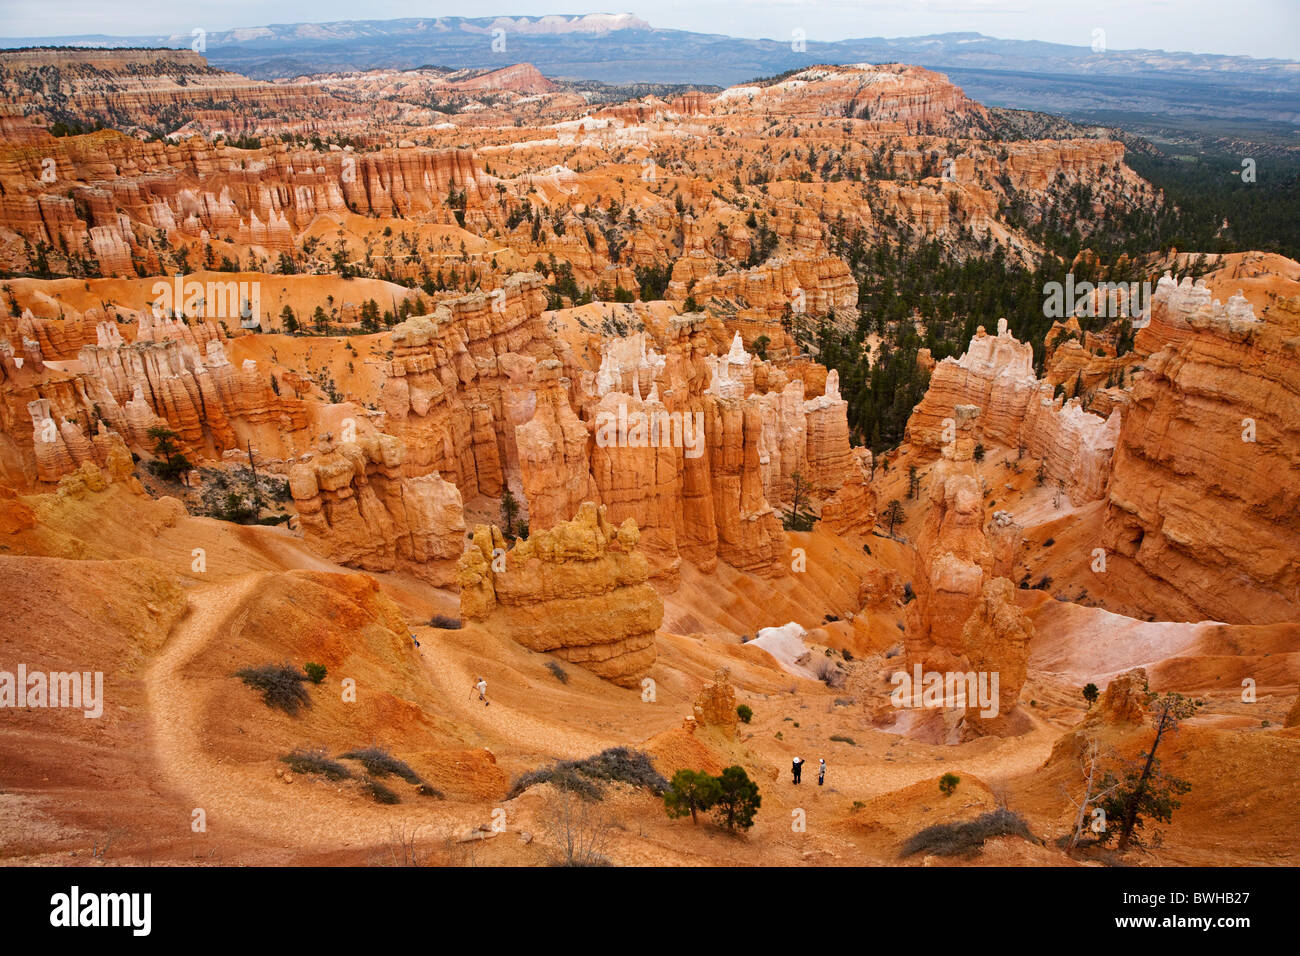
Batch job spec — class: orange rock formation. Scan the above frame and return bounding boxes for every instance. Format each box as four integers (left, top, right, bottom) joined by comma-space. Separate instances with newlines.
457, 502, 661, 685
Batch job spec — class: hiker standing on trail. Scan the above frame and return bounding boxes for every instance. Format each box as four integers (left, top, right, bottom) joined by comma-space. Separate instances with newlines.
411, 634, 421, 649
818, 758, 826, 786
792, 756, 804, 784
475, 676, 489, 706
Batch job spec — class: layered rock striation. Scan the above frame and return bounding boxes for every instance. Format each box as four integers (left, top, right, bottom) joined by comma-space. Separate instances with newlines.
290, 434, 465, 587
905, 318, 1120, 504
1102, 278, 1300, 624
456, 502, 660, 685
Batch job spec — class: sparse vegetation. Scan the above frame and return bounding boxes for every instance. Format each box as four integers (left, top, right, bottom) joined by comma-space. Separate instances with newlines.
900, 809, 1036, 858
884, 498, 907, 537
1101, 691, 1200, 851
235, 662, 311, 716
813, 656, 846, 689
508, 747, 668, 801
736, 704, 753, 724
545, 660, 569, 683
782, 470, 817, 531
362, 778, 401, 805
339, 747, 423, 785
939, 772, 961, 796
145, 425, 192, 482
1082, 683, 1100, 708
429, 614, 462, 629
541, 787, 613, 866
280, 747, 351, 780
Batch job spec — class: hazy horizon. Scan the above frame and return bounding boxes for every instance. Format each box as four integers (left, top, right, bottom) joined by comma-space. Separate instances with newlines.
2, 1, 1298, 62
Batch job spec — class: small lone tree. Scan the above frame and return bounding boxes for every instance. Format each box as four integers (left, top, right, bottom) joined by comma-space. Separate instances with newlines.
663, 769, 722, 825
907, 464, 920, 500
1082, 683, 1100, 708
973, 443, 985, 463
1110, 691, 1200, 851
147, 425, 192, 482
712, 765, 761, 831
884, 499, 906, 537
938, 772, 960, 796
500, 488, 519, 538
1035, 460, 1047, 487
783, 470, 816, 531
1063, 736, 1122, 851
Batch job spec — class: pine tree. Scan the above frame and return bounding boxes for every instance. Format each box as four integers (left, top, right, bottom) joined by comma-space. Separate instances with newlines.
500, 488, 519, 539
663, 770, 721, 825
712, 766, 761, 831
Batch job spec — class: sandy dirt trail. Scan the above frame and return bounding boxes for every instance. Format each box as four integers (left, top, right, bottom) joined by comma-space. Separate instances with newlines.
413, 625, 644, 759
144, 573, 464, 850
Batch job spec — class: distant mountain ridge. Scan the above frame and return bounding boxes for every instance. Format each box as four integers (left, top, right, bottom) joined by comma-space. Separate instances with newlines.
2, 14, 1297, 126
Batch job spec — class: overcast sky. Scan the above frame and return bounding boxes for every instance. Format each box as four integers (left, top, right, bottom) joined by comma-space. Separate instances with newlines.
3, 0, 1297, 60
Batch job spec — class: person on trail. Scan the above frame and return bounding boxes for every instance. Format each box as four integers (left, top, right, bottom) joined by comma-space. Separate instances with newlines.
475, 676, 489, 706
818, 758, 826, 786
792, 756, 804, 784
411, 634, 421, 649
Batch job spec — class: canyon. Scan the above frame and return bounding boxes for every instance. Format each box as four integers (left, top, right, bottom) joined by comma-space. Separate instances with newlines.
0, 46, 1295, 871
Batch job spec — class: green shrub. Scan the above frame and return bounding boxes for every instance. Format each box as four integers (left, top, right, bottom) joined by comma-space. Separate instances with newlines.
831, 734, 856, 746
939, 772, 960, 796
736, 704, 753, 724
303, 662, 327, 684
235, 662, 311, 716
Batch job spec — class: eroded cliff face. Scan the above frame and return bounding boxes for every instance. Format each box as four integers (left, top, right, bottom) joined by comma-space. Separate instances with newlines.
704, 64, 994, 137
0, 48, 368, 140
0, 261, 872, 588
456, 501, 661, 686
1102, 278, 1300, 624
667, 249, 858, 323
0, 333, 123, 486
0, 304, 310, 488
571, 322, 872, 580
905, 318, 1120, 504
0, 127, 494, 277
906, 407, 997, 664
375, 273, 873, 585
290, 434, 465, 587
381, 273, 568, 498
901, 407, 1031, 737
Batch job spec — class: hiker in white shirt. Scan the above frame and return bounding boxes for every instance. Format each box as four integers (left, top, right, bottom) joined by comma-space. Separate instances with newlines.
474, 677, 489, 706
